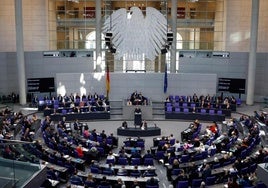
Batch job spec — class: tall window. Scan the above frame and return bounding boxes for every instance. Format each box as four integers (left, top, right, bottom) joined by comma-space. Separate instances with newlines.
86, 31, 106, 71
48, 0, 224, 72
123, 54, 146, 72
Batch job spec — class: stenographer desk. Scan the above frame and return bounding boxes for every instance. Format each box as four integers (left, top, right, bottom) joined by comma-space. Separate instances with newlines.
117, 127, 161, 137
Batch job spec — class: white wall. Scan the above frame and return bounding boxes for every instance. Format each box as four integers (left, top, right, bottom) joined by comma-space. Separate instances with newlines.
0, 0, 48, 52
55, 72, 217, 101
0, 51, 268, 102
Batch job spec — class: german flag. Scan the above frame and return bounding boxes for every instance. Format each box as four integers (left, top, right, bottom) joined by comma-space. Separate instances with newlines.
106, 64, 110, 98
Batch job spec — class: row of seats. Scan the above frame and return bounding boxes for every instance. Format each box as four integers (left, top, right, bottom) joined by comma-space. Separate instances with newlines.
106, 157, 154, 166
166, 106, 224, 115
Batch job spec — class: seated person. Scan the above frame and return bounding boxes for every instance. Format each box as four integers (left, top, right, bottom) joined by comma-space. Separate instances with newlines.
143, 167, 157, 177
99, 176, 112, 187
172, 140, 181, 151
69, 170, 83, 186
47, 167, 59, 180
117, 165, 128, 176
83, 126, 90, 139
209, 121, 219, 137
141, 120, 148, 130
189, 119, 200, 133
130, 165, 141, 177
103, 163, 115, 175
114, 178, 126, 188
132, 180, 141, 188
146, 177, 159, 186
143, 150, 154, 159
76, 144, 84, 158
122, 121, 128, 129
106, 151, 116, 161
126, 99, 132, 106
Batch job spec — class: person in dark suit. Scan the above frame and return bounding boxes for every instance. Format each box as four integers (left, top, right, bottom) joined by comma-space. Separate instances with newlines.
134, 107, 142, 127
122, 121, 128, 129
114, 178, 125, 188
134, 106, 141, 114
201, 164, 212, 180
146, 177, 159, 186
99, 176, 111, 186
143, 150, 154, 159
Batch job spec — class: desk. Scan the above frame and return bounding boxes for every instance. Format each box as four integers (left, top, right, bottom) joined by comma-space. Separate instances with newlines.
153, 137, 169, 147
98, 163, 156, 171
166, 153, 224, 181
45, 162, 68, 182
78, 171, 155, 182
117, 127, 161, 137
134, 113, 142, 126
43, 146, 86, 171
49, 112, 110, 121
123, 105, 153, 120
165, 112, 225, 122
123, 146, 142, 154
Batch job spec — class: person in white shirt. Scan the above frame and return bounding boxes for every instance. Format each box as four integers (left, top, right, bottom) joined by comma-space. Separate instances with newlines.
172, 140, 181, 151
106, 151, 116, 161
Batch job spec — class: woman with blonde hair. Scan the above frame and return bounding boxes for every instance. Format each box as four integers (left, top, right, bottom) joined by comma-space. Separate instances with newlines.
84, 173, 96, 188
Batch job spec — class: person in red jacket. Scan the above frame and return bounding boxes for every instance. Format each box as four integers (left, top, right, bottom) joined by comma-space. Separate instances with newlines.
76, 144, 84, 158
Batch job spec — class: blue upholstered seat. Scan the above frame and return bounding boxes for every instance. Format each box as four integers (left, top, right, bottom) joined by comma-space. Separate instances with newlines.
144, 158, 154, 166
177, 180, 189, 188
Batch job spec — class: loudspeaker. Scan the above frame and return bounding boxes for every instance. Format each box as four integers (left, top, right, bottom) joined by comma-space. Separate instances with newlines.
106, 32, 113, 37
167, 31, 173, 45
105, 41, 111, 46
161, 48, 168, 54
110, 47, 116, 53
105, 37, 111, 41
167, 32, 173, 37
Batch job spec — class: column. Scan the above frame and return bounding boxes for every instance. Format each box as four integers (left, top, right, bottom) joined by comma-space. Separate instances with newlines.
95, 0, 102, 72
158, 55, 161, 72
246, 0, 259, 105
15, 0, 27, 105
170, 0, 178, 73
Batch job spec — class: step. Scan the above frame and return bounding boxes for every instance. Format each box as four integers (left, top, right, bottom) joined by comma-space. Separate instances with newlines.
109, 100, 123, 107
152, 114, 165, 120
153, 109, 165, 114
152, 104, 165, 108
110, 114, 123, 120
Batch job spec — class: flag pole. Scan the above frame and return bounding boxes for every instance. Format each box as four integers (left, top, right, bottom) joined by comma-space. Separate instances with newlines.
106, 62, 110, 100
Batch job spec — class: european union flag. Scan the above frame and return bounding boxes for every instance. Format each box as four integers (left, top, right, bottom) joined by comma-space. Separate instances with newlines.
164, 64, 168, 93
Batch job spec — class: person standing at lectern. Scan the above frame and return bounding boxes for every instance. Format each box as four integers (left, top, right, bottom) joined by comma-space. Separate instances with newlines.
134, 106, 141, 114
134, 106, 142, 127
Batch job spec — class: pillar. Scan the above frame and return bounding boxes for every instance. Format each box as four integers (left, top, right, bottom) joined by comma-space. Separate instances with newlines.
170, 0, 178, 73
246, 0, 259, 105
95, 0, 102, 72
15, 0, 27, 105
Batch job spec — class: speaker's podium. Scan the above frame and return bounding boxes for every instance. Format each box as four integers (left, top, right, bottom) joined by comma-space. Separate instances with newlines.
134, 112, 142, 127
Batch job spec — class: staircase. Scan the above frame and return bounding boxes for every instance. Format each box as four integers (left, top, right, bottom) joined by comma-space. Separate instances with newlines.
152, 101, 165, 120
109, 100, 123, 120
